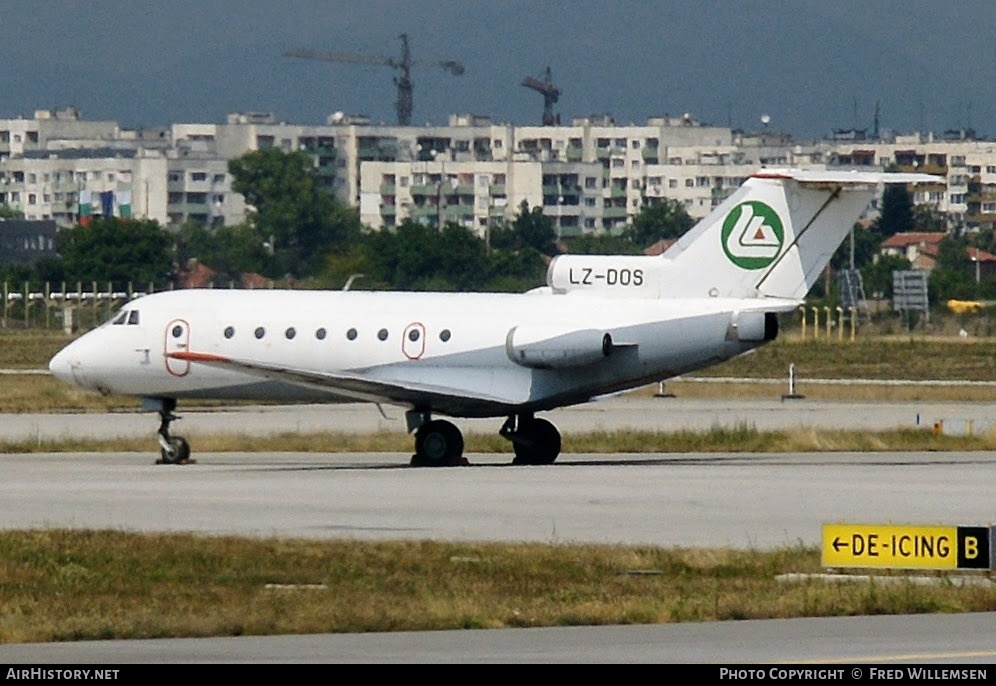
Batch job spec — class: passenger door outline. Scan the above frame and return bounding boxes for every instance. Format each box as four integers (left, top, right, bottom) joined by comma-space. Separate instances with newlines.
402, 322, 426, 360
164, 318, 191, 376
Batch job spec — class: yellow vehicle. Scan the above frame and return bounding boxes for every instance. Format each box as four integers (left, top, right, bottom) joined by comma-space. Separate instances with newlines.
946, 299, 984, 314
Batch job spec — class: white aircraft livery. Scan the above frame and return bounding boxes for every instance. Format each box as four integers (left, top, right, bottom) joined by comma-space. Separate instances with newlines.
49, 169, 936, 466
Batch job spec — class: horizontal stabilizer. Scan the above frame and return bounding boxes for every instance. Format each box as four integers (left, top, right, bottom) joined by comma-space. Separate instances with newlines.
753, 169, 941, 185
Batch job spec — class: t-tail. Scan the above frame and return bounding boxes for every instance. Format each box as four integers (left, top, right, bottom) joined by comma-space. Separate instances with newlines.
545, 169, 939, 302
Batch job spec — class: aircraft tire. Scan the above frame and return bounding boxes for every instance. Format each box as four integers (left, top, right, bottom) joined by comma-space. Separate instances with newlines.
160, 436, 191, 464
414, 420, 464, 467
511, 418, 561, 465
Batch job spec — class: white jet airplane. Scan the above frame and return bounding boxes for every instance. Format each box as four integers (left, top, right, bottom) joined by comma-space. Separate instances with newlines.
49, 169, 936, 466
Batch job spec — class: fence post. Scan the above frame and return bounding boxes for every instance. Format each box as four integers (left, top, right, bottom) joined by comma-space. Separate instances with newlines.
781, 363, 805, 400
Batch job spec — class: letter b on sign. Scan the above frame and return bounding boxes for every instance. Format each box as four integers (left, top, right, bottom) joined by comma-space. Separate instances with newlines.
957, 527, 991, 569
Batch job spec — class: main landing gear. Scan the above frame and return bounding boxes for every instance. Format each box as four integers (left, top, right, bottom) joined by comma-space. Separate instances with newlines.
147, 398, 193, 465
407, 410, 562, 467
411, 418, 466, 467
500, 414, 562, 466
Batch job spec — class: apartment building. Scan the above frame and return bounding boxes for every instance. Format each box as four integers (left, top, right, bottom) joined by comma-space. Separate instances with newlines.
0, 148, 168, 225
3, 107, 996, 236
829, 133, 996, 230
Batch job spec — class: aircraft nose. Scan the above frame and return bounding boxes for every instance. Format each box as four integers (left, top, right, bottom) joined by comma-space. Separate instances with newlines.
48, 345, 75, 384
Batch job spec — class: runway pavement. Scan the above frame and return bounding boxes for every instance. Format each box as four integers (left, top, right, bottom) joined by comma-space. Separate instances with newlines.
1, 450, 993, 549
1, 397, 994, 663
2, 613, 995, 663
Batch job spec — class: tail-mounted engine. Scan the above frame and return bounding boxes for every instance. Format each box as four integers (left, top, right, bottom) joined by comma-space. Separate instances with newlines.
507, 325, 614, 369
727, 310, 779, 342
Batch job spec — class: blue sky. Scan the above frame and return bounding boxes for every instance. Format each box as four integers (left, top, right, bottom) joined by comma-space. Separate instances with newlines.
4, 1, 995, 140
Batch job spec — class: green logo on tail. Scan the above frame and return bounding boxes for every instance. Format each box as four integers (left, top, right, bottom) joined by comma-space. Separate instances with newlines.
720, 201, 784, 269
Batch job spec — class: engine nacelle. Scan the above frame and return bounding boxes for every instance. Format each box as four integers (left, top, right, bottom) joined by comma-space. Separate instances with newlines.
728, 311, 779, 342
506, 325, 614, 369
546, 255, 661, 296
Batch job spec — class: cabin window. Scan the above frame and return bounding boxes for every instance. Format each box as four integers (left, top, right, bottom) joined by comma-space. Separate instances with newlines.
224, 326, 235, 339
408, 328, 420, 342
315, 328, 326, 340
111, 310, 128, 325
254, 327, 265, 339
171, 325, 183, 338
439, 329, 451, 342
377, 328, 388, 341
127, 310, 140, 325
285, 327, 296, 340
346, 328, 357, 340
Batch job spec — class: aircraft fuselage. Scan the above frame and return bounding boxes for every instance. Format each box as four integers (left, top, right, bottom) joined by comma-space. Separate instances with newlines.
49, 288, 777, 418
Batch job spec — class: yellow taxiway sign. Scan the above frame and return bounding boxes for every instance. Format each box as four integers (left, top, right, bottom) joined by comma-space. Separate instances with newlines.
822, 524, 993, 570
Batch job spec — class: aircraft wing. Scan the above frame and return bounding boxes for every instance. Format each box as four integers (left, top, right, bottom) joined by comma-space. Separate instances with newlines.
166, 351, 515, 415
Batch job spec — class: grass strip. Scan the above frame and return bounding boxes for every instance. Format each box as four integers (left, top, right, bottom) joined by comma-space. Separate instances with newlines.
0, 530, 993, 643
2, 426, 995, 454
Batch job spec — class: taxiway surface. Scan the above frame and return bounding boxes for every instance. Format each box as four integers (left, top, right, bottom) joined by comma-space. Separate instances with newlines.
1, 398, 993, 663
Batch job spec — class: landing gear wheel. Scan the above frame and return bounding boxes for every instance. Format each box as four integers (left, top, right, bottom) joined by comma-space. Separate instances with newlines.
160, 436, 191, 464
154, 398, 195, 465
511, 417, 561, 466
412, 419, 465, 467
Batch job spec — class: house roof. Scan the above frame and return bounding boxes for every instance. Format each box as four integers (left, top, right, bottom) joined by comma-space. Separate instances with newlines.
643, 238, 676, 256
880, 232, 947, 249
967, 247, 996, 263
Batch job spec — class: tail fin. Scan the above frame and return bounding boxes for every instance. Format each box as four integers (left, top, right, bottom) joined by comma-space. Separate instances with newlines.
661, 169, 939, 301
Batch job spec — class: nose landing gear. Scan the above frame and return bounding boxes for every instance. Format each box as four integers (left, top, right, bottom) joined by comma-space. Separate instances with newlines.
147, 398, 194, 465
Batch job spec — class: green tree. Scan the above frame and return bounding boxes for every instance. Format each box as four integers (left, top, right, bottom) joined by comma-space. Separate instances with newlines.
562, 234, 643, 255
228, 148, 361, 276
437, 223, 489, 290
57, 218, 173, 286
929, 235, 976, 302
830, 224, 882, 271
490, 202, 558, 256
0, 205, 25, 219
483, 248, 547, 292
861, 254, 911, 300
913, 204, 948, 233
175, 222, 271, 281
873, 183, 915, 238
360, 220, 489, 291
625, 198, 695, 249
968, 227, 996, 256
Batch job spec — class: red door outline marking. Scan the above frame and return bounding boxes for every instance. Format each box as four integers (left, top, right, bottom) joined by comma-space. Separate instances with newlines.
164, 318, 191, 376
402, 322, 426, 360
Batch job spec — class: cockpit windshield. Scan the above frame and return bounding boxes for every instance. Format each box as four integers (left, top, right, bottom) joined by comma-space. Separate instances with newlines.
107, 309, 140, 326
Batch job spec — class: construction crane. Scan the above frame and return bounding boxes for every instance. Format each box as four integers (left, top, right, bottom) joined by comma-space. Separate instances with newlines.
284, 33, 464, 126
521, 66, 560, 126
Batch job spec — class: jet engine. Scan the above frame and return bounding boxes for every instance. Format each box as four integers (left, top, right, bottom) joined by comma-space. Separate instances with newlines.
506, 325, 614, 369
